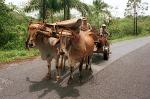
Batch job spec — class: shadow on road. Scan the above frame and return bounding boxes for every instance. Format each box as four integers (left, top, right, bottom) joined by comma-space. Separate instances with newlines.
26, 69, 93, 99
92, 54, 105, 65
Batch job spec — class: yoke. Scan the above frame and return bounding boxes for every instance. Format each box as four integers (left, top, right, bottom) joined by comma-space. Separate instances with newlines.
46, 18, 82, 30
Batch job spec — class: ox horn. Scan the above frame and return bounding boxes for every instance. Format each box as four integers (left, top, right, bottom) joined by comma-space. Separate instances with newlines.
36, 30, 51, 37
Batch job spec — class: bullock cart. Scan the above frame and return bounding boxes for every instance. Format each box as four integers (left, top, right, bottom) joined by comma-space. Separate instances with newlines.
93, 33, 110, 60
26, 18, 95, 83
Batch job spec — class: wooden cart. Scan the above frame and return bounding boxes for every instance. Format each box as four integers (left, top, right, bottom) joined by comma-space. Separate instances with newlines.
93, 35, 110, 60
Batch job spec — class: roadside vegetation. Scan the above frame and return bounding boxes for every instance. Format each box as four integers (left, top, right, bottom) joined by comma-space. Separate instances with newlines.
0, 0, 149, 63
0, 0, 39, 63
108, 16, 150, 40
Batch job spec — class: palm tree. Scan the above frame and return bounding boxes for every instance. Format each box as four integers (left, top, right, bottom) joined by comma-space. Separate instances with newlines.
59, 0, 90, 20
70, 0, 90, 17
92, 0, 110, 15
87, 0, 110, 28
24, 0, 61, 22
91, 0, 110, 26
24, 0, 90, 21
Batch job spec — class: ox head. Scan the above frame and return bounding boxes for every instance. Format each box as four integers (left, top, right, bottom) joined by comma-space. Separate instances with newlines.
25, 22, 50, 49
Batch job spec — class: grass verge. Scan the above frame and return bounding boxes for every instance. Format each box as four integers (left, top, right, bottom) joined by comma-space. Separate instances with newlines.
0, 49, 39, 64
111, 33, 150, 43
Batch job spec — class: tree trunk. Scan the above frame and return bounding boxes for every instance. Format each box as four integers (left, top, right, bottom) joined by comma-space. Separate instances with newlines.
64, 6, 67, 20
40, 0, 46, 22
66, 5, 70, 19
63, 0, 67, 20
63, 0, 70, 20
50, 10, 54, 23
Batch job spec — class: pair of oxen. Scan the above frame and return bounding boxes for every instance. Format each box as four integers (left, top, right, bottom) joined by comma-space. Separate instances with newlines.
25, 18, 96, 83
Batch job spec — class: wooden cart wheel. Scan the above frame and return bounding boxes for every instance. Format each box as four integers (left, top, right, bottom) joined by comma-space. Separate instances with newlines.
103, 46, 109, 60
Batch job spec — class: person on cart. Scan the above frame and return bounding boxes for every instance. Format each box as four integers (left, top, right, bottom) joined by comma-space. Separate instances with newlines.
81, 17, 92, 31
99, 24, 111, 53
99, 24, 110, 37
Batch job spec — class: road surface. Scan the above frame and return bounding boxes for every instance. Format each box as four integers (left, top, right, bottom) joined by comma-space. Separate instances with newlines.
0, 36, 150, 99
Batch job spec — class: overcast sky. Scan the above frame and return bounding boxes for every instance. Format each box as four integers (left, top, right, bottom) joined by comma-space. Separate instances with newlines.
5, 0, 150, 17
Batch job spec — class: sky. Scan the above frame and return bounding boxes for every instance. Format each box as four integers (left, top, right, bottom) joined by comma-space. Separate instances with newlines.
5, 0, 150, 18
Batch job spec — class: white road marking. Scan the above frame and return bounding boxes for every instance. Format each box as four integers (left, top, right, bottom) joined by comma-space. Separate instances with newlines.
0, 78, 13, 91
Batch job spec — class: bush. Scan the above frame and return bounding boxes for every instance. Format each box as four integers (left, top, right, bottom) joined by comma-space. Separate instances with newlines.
108, 17, 146, 40
0, 3, 29, 50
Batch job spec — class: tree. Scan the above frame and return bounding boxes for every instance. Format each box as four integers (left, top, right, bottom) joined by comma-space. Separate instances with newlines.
24, 0, 90, 21
124, 0, 148, 35
0, 0, 11, 33
88, 0, 110, 27
0, 0, 30, 49
24, 0, 61, 22
139, 2, 148, 16
61, 0, 90, 20
124, 0, 141, 16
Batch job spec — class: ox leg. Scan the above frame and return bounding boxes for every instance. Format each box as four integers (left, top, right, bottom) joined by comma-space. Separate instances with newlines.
68, 59, 75, 84
86, 56, 93, 71
63, 55, 67, 72
46, 60, 51, 79
79, 59, 84, 82
85, 57, 89, 70
60, 55, 65, 73
69, 66, 74, 80
68, 65, 74, 84
88, 55, 93, 72
56, 55, 61, 81
89, 56, 92, 71
60, 55, 64, 70
85, 55, 93, 72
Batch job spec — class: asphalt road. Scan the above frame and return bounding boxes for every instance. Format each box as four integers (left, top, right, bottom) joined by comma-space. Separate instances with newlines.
0, 36, 150, 99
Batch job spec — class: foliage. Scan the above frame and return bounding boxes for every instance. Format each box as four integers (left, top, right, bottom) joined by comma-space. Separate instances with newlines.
0, 1, 39, 63
88, 0, 111, 28
124, 0, 148, 16
0, 2, 29, 50
125, 0, 141, 16
108, 16, 150, 40
24, 0, 89, 21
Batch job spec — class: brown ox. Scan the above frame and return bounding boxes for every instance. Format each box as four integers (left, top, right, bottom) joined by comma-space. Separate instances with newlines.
53, 19, 95, 82
25, 22, 62, 80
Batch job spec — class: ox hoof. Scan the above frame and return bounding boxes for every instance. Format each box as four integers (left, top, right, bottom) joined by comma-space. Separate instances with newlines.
44, 73, 51, 80
79, 79, 83, 84
109, 51, 112, 54
89, 68, 92, 71
85, 65, 88, 70
79, 74, 83, 79
67, 76, 73, 84
78, 76, 83, 84
56, 76, 61, 81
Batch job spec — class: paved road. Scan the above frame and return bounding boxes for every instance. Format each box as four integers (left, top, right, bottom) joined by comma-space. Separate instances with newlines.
0, 36, 150, 99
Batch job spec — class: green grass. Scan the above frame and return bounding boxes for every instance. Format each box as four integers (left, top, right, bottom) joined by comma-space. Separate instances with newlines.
111, 33, 150, 43
0, 49, 39, 63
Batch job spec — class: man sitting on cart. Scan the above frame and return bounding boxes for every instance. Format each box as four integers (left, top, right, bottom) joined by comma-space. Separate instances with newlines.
99, 24, 110, 37
81, 17, 92, 31
99, 24, 111, 53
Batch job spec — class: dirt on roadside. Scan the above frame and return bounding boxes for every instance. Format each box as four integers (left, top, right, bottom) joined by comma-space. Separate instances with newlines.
0, 56, 40, 70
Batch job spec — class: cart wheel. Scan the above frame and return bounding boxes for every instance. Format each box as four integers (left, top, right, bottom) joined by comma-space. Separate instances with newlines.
103, 51, 109, 60
103, 47, 109, 60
